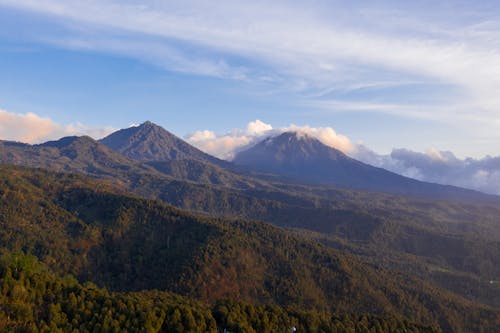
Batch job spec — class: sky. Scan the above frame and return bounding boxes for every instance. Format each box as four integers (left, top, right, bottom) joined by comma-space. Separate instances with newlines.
1, 1, 500, 194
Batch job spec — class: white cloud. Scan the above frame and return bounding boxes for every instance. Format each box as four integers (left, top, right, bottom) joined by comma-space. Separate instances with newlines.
0, 109, 114, 143
186, 122, 270, 160
185, 119, 354, 160
246, 119, 272, 135
282, 124, 354, 153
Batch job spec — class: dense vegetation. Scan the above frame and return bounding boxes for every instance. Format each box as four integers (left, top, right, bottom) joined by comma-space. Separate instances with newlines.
0, 253, 441, 333
0, 166, 499, 332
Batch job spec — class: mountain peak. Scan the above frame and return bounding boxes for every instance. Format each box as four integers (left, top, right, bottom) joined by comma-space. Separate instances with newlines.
234, 131, 415, 190
137, 120, 161, 130
99, 121, 223, 164
237, 131, 346, 166
234, 132, 494, 201
263, 131, 320, 147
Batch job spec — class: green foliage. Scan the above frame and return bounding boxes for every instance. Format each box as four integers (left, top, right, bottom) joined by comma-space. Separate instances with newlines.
0, 253, 439, 333
0, 252, 217, 332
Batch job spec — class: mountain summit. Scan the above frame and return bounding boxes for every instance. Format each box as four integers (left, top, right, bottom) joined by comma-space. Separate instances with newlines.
99, 121, 222, 164
233, 131, 382, 185
233, 131, 492, 201
235, 131, 348, 164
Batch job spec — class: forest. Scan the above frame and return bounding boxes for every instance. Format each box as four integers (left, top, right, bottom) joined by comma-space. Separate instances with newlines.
0, 165, 499, 332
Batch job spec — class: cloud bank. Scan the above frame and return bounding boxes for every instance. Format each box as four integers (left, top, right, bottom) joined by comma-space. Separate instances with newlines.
353, 147, 500, 195
187, 120, 500, 195
0, 109, 113, 144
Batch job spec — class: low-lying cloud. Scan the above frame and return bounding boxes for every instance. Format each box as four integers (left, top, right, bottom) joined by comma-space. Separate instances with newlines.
354, 147, 500, 195
0, 109, 114, 143
187, 120, 500, 195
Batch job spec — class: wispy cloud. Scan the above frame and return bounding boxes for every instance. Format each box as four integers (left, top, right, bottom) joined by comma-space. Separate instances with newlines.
3, 0, 500, 129
0, 108, 113, 143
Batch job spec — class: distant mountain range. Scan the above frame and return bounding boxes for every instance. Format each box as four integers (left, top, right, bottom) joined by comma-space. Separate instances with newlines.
0, 121, 486, 201
1, 121, 498, 206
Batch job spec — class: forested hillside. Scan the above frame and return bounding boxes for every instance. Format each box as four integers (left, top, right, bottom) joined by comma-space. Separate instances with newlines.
0, 166, 499, 332
0, 253, 440, 332
2, 130, 500, 312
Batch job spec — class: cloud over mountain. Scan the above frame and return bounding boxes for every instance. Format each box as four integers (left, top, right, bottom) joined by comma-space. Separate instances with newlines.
0, 109, 113, 143
1, 105, 499, 195
185, 120, 353, 160
187, 120, 500, 195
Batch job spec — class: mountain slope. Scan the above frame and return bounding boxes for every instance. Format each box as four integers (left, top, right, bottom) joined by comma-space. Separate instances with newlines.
99, 121, 225, 165
98, 121, 287, 187
0, 134, 282, 192
0, 135, 158, 182
233, 132, 497, 202
0, 165, 498, 332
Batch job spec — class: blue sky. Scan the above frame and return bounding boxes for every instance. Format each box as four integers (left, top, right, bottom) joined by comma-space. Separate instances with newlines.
1, 0, 500, 159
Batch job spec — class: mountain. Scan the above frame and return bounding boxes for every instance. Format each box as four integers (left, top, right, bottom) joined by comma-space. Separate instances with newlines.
0, 165, 497, 332
233, 131, 497, 202
98, 121, 281, 186
99, 121, 225, 166
0, 134, 278, 192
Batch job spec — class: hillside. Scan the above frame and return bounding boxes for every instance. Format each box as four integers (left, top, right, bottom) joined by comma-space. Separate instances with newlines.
1, 130, 500, 311
0, 135, 159, 185
0, 254, 439, 333
0, 165, 499, 332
